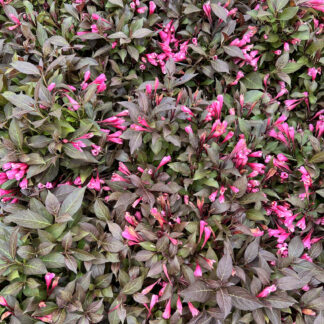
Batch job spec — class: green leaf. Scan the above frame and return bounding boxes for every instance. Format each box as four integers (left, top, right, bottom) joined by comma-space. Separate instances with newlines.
279, 7, 299, 20
28, 135, 52, 148
266, 295, 297, 308
108, 32, 128, 39
211, 59, 230, 74
42, 253, 65, 268
244, 90, 264, 103
217, 252, 232, 281
24, 258, 47, 275
242, 72, 263, 89
1, 281, 24, 296
288, 236, 304, 258
246, 209, 266, 221
59, 187, 85, 217
11, 61, 40, 75
94, 199, 111, 221
168, 162, 191, 176
211, 3, 228, 21
244, 239, 259, 264
121, 276, 144, 295
129, 132, 142, 154
277, 276, 310, 290
63, 144, 99, 163
5, 209, 52, 229
223, 46, 245, 59
179, 280, 213, 303
228, 286, 263, 310
310, 151, 324, 164
281, 62, 303, 74
132, 28, 153, 38
9, 118, 23, 149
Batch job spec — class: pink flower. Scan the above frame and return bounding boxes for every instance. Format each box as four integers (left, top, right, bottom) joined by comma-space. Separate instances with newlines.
0, 296, 9, 307
163, 263, 173, 285
188, 302, 199, 317
156, 156, 171, 171
185, 125, 193, 134
302, 0, 324, 12
91, 144, 101, 156
308, 67, 321, 81
66, 95, 80, 111
181, 105, 194, 117
47, 83, 56, 92
301, 253, 313, 262
209, 190, 218, 202
70, 141, 86, 152
45, 273, 55, 292
147, 294, 159, 317
202, 226, 212, 248
145, 84, 152, 95
19, 177, 28, 189
302, 285, 310, 291
250, 228, 264, 237
162, 299, 171, 319
296, 217, 306, 230
8, 14, 21, 30
137, 6, 147, 13
283, 42, 289, 51
268, 225, 290, 243
35, 315, 52, 323
74, 176, 82, 185
125, 212, 138, 227
257, 284, 276, 298
194, 263, 202, 277
87, 174, 103, 191
219, 186, 227, 204
302, 230, 313, 249
141, 279, 160, 295
203, 2, 212, 22
122, 226, 143, 245
150, 208, 167, 228
149, 1, 156, 14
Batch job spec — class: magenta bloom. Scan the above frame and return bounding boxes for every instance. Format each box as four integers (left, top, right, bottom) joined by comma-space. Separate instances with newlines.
257, 284, 276, 298
156, 156, 171, 171
0, 296, 8, 307
47, 82, 56, 92
188, 302, 200, 317
162, 299, 171, 319
194, 263, 202, 277
45, 273, 55, 292
149, 1, 156, 14
302, 0, 324, 12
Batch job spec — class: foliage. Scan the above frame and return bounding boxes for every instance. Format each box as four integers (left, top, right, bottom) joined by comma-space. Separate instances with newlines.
0, 0, 323, 323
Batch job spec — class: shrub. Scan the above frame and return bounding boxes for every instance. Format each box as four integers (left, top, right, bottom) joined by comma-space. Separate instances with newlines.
0, 0, 323, 323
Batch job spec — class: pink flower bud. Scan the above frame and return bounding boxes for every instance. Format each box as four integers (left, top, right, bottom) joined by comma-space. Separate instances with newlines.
257, 284, 276, 298
156, 156, 171, 171
194, 263, 202, 277
188, 302, 199, 317
149, 1, 156, 14
45, 273, 55, 292
162, 299, 171, 319
0, 296, 8, 307
47, 83, 56, 92
137, 6, 147, 13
